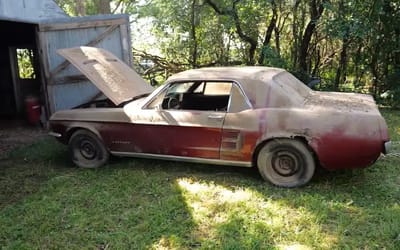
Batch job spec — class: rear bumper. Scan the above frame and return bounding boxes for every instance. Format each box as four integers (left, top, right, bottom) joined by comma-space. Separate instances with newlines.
383, 141, 392, 155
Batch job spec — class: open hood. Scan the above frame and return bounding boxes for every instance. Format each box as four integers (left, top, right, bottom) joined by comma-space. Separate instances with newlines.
57, 46, 154, 106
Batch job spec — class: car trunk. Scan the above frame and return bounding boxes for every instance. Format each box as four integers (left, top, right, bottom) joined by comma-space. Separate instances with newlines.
305, 91, 380, 114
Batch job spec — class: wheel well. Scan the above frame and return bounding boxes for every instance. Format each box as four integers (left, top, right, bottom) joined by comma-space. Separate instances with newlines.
251, 136, 320, 168
66, 127, 101, 143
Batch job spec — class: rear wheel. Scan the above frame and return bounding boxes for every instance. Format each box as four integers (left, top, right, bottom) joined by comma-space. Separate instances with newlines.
257, 139, 315, 188
68, 129, 109, 168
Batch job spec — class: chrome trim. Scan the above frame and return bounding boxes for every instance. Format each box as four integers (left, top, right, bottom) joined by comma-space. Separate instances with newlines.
142, 83, 170, 109
48, 131, 62, 138
221, 130, 242, 152
384, 141, 391, 154
110, 151, 252, 167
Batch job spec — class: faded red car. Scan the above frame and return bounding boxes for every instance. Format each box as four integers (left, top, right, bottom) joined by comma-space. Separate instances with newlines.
49, 47, 391, 187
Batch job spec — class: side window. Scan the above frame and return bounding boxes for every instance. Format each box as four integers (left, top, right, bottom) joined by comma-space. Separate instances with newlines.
228, 84, 251, 113
203, 82, 231, 95
145, 81, 233, 111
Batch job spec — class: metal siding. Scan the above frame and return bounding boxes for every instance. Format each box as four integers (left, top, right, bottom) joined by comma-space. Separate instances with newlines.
45, 27, 124, 77
38, 16, 132, 114
0, 0, 66, 23
48, 81, 101, 111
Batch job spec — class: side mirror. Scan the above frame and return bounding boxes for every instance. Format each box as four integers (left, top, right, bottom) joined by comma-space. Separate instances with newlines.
307, 78, 321, 89
150, 78, 159, 86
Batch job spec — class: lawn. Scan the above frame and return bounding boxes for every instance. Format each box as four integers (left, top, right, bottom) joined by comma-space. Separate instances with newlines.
0, 110, 399, 249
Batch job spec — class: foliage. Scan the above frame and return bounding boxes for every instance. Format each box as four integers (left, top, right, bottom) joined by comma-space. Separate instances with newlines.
54, 0, 400, 106
17, 49, 36, 79
55, 0, 114, 16
1, 109, 400, 249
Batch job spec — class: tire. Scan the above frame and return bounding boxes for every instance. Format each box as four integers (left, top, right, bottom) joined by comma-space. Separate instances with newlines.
257, 139, 315, 188
68, 129, 109, 168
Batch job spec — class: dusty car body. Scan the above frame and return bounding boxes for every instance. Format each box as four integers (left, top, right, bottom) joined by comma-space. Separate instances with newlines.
49, 46, 391, 187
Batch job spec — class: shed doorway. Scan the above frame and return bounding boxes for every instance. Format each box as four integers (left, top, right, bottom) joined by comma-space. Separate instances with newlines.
0, 21, 41, 120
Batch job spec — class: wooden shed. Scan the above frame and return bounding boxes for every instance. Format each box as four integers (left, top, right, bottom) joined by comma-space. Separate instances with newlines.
0, 0, 132, 122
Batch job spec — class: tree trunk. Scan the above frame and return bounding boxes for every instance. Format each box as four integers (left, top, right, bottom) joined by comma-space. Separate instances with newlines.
97, 0, 111, 14
274, 26, 281, 56
190, 0, 198, 68
205, 0, 258, 65
298, 0, 325, 72
334, 34, 349, 91
75, 0, 86, 16
258, 1, 277, 65
353, 42, 363, 87
370, 44, 380, 98
291, 0, 301, 68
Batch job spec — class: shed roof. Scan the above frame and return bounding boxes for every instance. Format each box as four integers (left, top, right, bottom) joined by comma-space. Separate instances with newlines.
0, 0, 67, 24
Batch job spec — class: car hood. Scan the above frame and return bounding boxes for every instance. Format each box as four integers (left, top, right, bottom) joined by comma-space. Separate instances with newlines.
57, 46, 154, 106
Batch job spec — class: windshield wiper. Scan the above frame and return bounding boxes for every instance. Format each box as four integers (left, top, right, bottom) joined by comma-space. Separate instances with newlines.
117, 93, 151, 107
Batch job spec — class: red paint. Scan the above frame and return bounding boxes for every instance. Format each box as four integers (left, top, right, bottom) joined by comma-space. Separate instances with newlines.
100, 122, 222, 159
220, 130, 259, 162
310, 132, 383, 170
49, 117, 388, 171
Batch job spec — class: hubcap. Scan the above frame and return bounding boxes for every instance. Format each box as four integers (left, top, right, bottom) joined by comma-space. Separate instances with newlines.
79, 139, 97, 160
271, 150, 300, 177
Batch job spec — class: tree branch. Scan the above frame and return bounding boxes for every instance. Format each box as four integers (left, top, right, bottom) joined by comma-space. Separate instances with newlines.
204, 0, 257, 65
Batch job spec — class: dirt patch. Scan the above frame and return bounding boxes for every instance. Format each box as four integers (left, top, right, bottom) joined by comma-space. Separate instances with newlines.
0, 120, 47, 159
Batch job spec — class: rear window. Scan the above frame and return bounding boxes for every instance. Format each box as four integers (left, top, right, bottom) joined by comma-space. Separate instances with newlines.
273, 72, 311, 98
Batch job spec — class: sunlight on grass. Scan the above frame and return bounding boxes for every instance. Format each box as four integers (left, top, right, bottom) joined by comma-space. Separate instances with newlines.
150, 235, 182, 250
177, 178, 337, 249
278, 244, 312, 250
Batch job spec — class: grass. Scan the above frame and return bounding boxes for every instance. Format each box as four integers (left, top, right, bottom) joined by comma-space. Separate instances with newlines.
1, 109, 400, 249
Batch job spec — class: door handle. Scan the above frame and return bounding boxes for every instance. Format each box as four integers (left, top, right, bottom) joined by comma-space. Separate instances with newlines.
208, 114, 224, 120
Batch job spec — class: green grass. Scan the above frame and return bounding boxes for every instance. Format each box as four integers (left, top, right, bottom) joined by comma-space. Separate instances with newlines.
1, 110, 400, 249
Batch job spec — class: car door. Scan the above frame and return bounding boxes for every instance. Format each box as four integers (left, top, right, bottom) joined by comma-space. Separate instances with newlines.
220, 83, 258, 163
120, 81, 231, 159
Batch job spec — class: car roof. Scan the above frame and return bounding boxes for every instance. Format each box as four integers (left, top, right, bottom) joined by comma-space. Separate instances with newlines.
167, 66, 286, 83
166, 66, 308, 108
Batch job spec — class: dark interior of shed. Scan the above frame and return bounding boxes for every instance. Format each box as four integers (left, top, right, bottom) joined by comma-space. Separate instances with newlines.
0, 20, 41, 121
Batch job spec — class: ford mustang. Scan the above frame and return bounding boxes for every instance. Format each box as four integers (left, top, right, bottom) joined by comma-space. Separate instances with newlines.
49, 46, 391, 187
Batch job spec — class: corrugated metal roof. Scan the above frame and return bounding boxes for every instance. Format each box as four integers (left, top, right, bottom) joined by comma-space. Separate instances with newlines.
0, 0, 67, 23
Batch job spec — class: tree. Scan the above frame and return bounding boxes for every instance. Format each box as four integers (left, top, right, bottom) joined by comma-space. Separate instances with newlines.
55, 0, 111, 16
298, 0, 326, 73
54, 0, 400, 107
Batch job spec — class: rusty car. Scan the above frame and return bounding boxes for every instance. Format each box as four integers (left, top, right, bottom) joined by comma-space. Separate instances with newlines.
48, 46, 391, 187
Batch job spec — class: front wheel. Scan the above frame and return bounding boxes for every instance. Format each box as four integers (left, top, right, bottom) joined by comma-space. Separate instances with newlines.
257, 139, 315, 188
68, 129, 109, 168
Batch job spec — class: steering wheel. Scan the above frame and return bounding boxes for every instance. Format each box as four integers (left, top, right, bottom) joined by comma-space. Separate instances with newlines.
167, 97, 180, 109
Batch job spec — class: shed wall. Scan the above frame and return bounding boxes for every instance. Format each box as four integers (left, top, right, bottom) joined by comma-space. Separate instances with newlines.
37, 15, 132, 114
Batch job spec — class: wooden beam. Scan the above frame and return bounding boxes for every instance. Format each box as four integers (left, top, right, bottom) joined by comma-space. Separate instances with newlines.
38, 18, 126, 32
